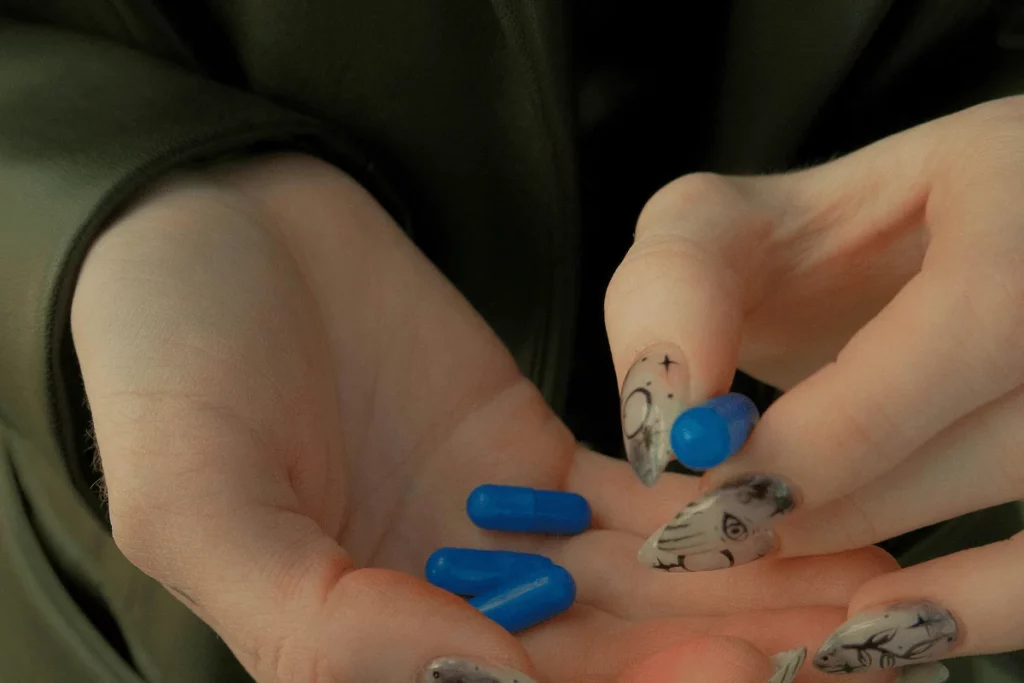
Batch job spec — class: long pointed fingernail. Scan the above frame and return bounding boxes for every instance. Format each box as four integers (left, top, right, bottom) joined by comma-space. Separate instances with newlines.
620, 343, 691, 486
813, 601, 958, 674
898, 663, 951, 683
420, 658, 535, 683
638, 522, 777, 571
768, 647, 807, 683
639, 474, 795, 571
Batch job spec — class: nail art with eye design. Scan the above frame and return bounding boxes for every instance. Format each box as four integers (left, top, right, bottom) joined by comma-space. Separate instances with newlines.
813, 602, 958, 674
420, 658, 535, 683
620, 343, 691, 486
767, 647, 807, 683
639, 474, 795, 572
638, 524, 777, 572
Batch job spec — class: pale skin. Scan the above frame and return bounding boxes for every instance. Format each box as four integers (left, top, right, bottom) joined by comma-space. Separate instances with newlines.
605, 95, 1024, 665
72, 155, 897, 683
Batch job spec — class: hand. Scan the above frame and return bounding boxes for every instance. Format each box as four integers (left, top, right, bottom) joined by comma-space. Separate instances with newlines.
605, 95, 1024, 675
73, 154, 895, 683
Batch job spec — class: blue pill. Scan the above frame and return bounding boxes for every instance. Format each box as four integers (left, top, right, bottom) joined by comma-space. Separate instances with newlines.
466, 484, 591, 535
425, 548, 554, 595
670, 393, 760, 471
469, 564, 576, 633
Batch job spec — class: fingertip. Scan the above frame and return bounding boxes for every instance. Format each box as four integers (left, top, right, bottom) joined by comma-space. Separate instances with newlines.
617, 636, 774, 683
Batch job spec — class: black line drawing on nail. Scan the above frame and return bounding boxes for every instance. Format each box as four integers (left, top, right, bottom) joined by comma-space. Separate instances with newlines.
656, 476, 794, 554
622, 388, 653, 441
722, 512, 749, 541
642, 529, 776, 572
813, 602, 957, 674
619, 348, 689, 486
768, 647, 807, 683
639, 475, 791, 572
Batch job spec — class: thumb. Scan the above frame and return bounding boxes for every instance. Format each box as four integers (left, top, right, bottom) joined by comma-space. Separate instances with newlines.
112, 494, 533, 683
605, 173, 776, 485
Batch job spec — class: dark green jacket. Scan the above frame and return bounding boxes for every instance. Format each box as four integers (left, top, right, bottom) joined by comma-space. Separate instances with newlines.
1, 1, 1023, 680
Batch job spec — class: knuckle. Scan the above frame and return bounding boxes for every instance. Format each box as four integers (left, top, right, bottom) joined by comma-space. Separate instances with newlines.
833, 492, 884, 548
958, 272, 1024, 382
636, 172, 741, 238
832, 394, 905, 467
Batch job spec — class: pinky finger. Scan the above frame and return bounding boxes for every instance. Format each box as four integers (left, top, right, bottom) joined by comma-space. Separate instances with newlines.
812, 532, 1024, 676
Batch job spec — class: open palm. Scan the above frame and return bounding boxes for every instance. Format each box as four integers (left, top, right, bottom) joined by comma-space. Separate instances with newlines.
72, 155, 893, 683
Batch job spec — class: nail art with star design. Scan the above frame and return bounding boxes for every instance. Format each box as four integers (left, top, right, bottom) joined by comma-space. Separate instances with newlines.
619, 343, 691, 486
813, 602, 957, 675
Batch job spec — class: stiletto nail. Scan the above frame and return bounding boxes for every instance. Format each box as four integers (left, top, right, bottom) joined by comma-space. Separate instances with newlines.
640, 474, 795, 571
420, 658, 535, 683
638, 524, 777, 572
898, 663, 951, 683
620, 343, 691, 486
813, 601, 958, 674
767, 647, 807, 683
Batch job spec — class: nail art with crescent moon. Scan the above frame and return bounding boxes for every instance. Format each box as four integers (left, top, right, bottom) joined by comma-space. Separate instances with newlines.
639, 474, 796, 572
620, 343, 692, 486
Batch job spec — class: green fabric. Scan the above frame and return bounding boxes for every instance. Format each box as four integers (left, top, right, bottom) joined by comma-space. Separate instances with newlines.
0, 19, 389, 514
0, 1, 1023, 680
1, 423, 254, 681
1, 423, 254, 682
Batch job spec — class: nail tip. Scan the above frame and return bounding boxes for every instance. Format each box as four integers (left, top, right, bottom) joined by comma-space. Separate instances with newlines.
637, 468, 660, 487
420, 658, 535, 683
897, 663, 950, 683
767, 646, 807, 683
626, 449, 666, 487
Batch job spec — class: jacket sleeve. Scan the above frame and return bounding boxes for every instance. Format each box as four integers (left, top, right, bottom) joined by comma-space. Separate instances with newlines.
0, 20, 389, 519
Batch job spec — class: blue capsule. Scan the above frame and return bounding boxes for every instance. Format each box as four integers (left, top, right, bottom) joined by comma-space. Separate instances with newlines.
425, 548, 554, 596
466, 484, 592, 535
468, 564, 576, 633
670, 393, 760, 471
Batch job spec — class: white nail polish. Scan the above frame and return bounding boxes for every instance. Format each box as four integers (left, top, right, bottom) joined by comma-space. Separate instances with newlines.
420, 658, 535, 683
767, 647, 806, 683
638, 521, 776, 572
639, 475, 792, 572
898, 662, 950, 683
814, 602, 957, 674
619, 343, 690, 486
